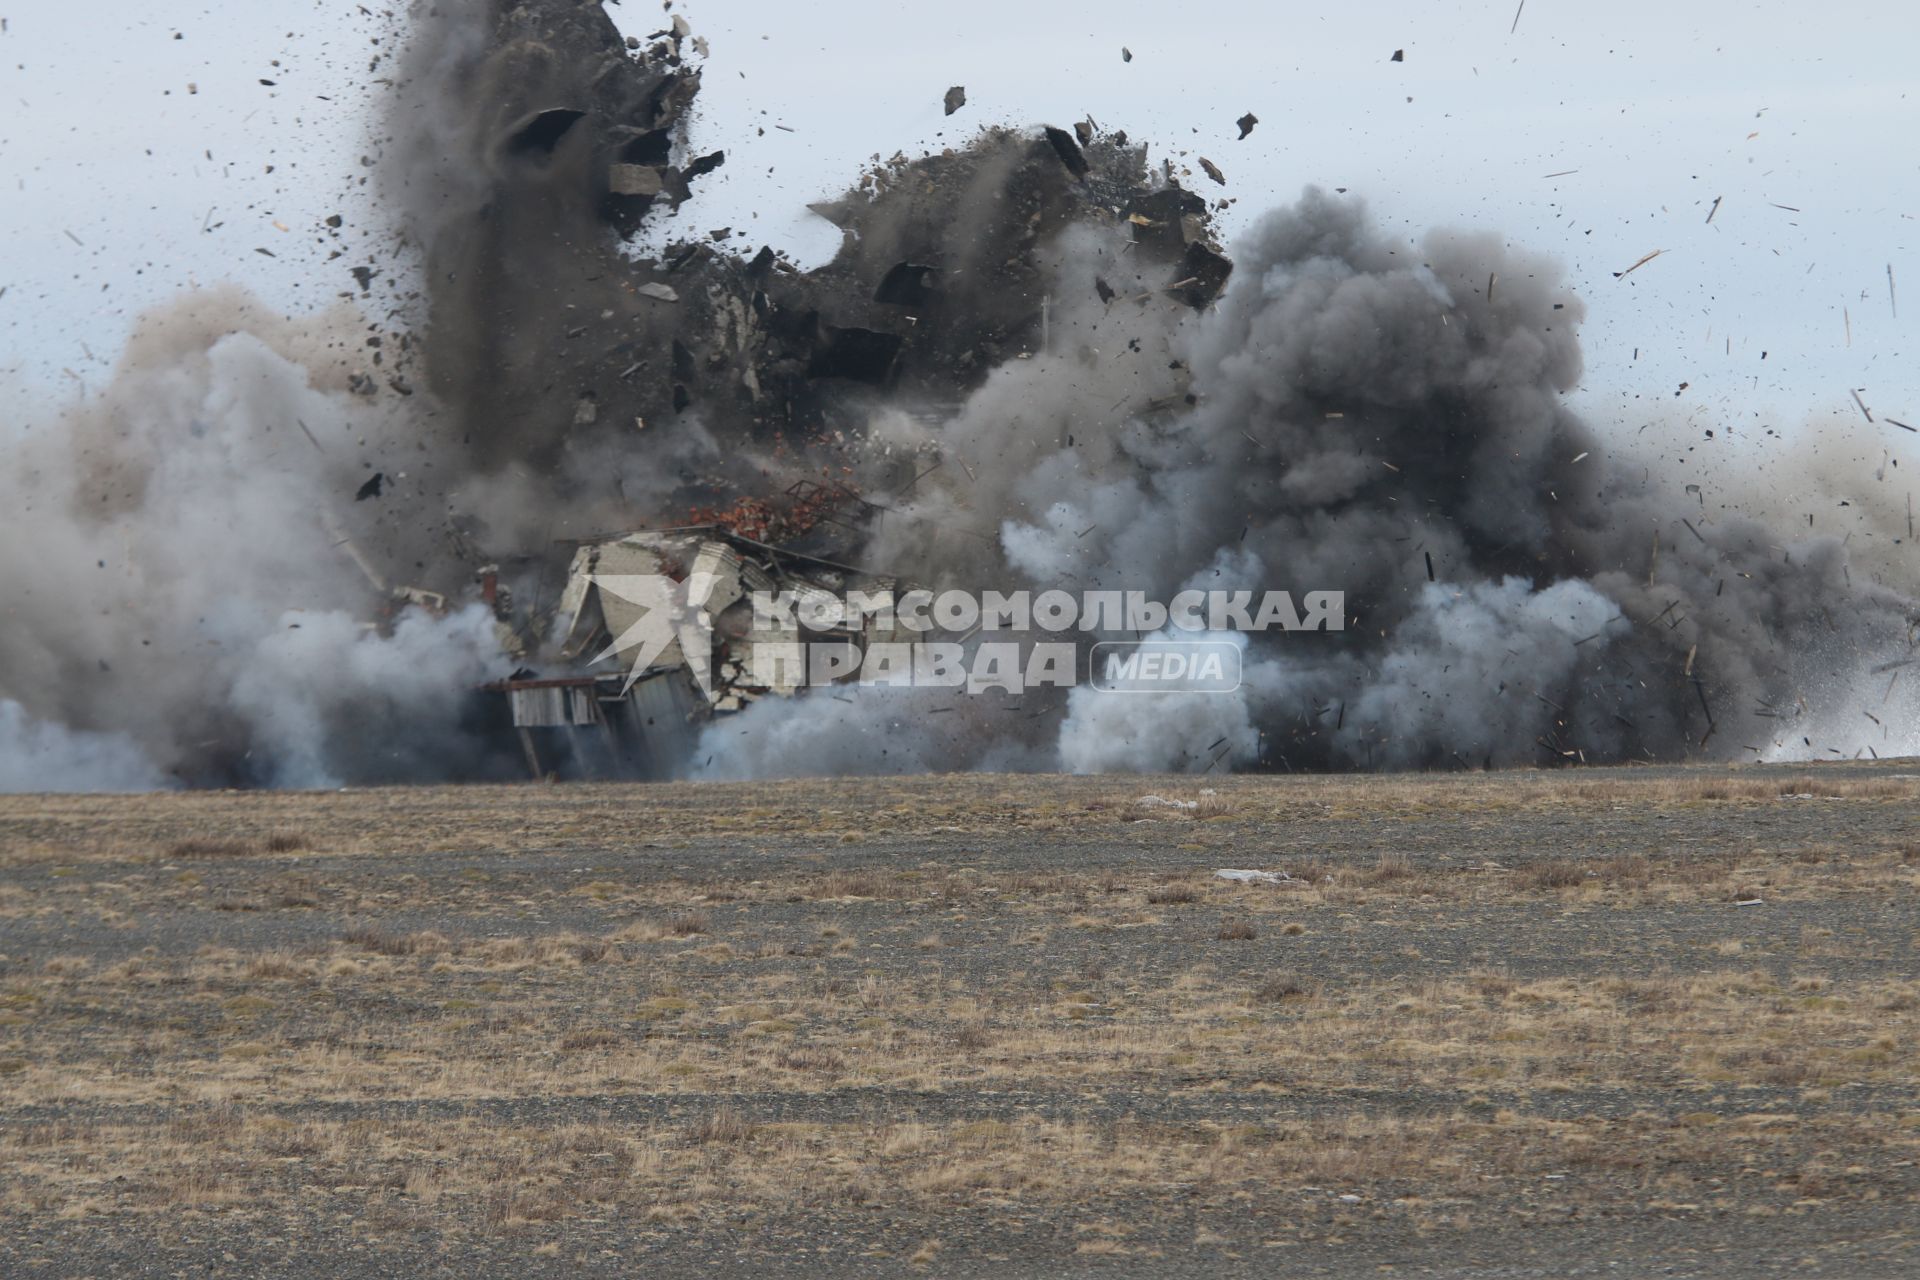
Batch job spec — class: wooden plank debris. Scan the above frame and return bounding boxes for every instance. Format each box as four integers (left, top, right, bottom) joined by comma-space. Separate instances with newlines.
1614, 249, 1665, 280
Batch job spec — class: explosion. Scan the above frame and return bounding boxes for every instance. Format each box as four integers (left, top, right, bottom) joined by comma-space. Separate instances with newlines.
0, 2, 1914, 789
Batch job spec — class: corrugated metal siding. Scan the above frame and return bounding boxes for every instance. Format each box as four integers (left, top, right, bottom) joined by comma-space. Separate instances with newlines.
623, 670, 705, 777
508, 686, 567, 727
507, 684, 603, 728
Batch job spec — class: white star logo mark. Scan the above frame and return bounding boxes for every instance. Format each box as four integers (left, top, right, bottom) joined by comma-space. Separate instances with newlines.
586, 574, 717, 698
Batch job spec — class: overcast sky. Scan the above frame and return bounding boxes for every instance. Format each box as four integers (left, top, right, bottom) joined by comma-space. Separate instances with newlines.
2, 0, 1914, 439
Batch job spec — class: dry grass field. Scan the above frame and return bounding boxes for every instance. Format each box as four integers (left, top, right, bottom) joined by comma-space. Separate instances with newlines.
2, 764, 1918, 1276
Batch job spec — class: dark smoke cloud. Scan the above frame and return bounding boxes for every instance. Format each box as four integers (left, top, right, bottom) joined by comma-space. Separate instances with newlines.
710, 189, 1920, 776
4, 2, 1916, 791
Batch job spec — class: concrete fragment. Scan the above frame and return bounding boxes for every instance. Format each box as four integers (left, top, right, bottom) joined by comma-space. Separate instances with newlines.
608, 164, 663, 197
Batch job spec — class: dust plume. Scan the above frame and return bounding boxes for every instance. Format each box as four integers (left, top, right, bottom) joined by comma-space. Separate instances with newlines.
709, 189, 1920, 775
3, 1, 1915, 791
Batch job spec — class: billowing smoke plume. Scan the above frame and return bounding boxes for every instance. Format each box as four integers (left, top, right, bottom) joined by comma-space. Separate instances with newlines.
4, 1, 1916, 791
0, 702, 168, 794
703, 191, 1920, 775
0, 290, 519, 788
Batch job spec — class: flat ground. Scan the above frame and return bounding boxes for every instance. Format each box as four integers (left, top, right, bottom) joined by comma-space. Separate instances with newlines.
1, 764, 1918, 1277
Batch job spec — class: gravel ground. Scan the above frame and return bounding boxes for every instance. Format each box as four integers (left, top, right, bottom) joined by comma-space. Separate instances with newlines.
2, 763, 1916, 1276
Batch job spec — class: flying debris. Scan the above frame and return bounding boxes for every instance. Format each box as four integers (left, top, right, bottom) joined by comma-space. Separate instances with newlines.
0, 0, 1911, 793
1614, 249, 1665, 279
1042, 126, 1090, 177
608, 164, 663, 197
1236, 112, 1258, 139
943, 85, 966, 116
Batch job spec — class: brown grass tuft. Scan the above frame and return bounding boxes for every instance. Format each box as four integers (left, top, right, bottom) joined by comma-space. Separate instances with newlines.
1254, 975, 1315, 1002
690, 1106, 754, 1145
343, 928, 450, 957
558, 1028, 623, 1052
666, 911, 710, 937
167, 838, 254, 859
1365, 853, 1416, 883
1519, 860, 1587, 891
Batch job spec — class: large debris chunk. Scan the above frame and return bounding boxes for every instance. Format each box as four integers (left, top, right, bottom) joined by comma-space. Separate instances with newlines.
875, 262, 941, 307
1126, 186, 1209, 254
809, 326, 904, 384
943, 85, 966, 116
1042, 126, 1089, 177
1169, 241, 1234, 308
505, 107, 587, 155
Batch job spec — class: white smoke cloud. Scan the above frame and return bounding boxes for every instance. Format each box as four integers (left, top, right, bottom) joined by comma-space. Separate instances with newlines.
226, 604, 510, 789
693, 683, 1051, 780
1058, 631, 1259, 775
1332, 577, 1628, 769
0, 701, 171, 794
0, 289, 515, 790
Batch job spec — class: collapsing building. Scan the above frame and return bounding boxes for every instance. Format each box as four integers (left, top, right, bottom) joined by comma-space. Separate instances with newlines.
484, 527, 913, 780
3, 1, 1912, 792
377, 4, 1241, 779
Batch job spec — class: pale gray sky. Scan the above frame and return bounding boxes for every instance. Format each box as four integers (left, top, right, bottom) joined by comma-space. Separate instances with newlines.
2, 0, 1914, 436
